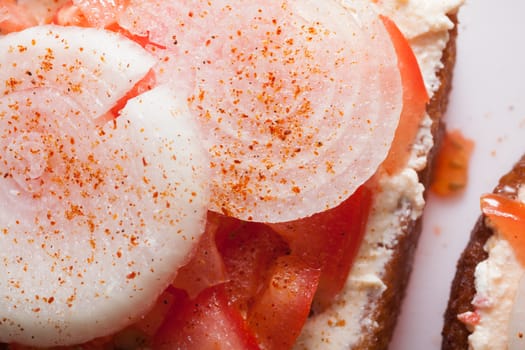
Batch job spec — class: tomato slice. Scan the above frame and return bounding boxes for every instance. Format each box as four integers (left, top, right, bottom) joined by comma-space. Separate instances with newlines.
72, 0, 128, 28
271, 185, 373, 312
218, 222, 290, 313
54, 1, 163, 49
380, 15, 429, 175
153, 286, 260, 350
247, 255, 321, 349
172, 212, 233, 298
54, 0, 125, 28
53, 0, 89, 26
0, 0, 37, 33
481, 193, 525, 266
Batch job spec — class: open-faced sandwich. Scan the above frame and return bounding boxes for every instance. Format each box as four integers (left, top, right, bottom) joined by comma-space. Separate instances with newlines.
443, 155, 525, 350
0, 0, 461, 349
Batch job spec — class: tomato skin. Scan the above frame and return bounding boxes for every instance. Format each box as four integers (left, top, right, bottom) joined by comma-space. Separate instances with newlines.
380, 15, 429, 175
0, 1, 37, 34
153, 285, 260, 350
481, 193, 525, 266
271, 185, 373, 312
247, 255, 320, 350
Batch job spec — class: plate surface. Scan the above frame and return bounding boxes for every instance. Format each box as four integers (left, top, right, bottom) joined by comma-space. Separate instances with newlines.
391, 0, 525, 348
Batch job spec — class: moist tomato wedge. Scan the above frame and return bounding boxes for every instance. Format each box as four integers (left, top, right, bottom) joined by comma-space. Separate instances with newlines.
153, 286, 260, 350
247, 255, 321, 350
380, 15, 429, 175
271, 185, 373, 312
54, 1, 163, 49
218, 222, 290, 313
481, 193, 525, 266
0, 0, 37, 34
54, 0, 120, 28
53, 0, 89, 26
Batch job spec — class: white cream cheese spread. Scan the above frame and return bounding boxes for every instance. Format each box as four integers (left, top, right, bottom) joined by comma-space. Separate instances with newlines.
467, 186, 525, 350
469, 236, 522, 350
295, 0, 463, 348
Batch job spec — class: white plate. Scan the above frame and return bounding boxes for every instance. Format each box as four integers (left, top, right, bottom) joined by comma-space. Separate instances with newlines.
391, 0, 525, 348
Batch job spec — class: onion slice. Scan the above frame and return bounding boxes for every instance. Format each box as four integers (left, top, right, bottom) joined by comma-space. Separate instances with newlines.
0, 25, 155, 118
0, 24, 209, 347
0, 85, 210, 346
119, 0, 403, 222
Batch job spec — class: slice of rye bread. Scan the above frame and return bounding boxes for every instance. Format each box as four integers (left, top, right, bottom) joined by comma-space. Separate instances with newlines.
441, 155, 525, 349
0, 14, 460, 350
350, 14, 459, 350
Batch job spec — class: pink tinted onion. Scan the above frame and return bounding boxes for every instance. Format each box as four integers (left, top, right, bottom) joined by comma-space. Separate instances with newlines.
119, 0, 403, 222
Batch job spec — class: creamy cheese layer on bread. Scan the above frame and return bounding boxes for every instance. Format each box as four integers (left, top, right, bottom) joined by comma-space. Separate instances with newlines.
295, 0, 463, 348
465, 186, 525, 350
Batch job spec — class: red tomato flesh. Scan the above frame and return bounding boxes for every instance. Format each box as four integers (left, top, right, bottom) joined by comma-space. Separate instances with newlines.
247, 255, 321, 350
54, 2, 163, 49
218, 222, 290, 314
271, 185, 373, 312
380, 15, 429, 175
53, 0, 89, 27
0, 0, 38, 34
153, 286, 260, 350
481, 193, 525, 266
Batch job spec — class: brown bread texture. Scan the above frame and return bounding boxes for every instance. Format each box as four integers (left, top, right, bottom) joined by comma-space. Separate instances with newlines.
442, 155, 525, 349
352, 14, 459, 350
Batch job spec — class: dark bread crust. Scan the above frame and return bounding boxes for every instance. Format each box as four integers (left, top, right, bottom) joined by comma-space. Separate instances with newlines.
353, 14, 459, 350
442, 155, 525, 349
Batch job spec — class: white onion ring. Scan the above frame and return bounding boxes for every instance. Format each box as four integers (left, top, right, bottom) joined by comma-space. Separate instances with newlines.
0, 26, 210, 346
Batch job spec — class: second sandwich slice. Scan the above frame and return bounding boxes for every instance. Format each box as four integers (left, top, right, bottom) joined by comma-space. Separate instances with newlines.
443, 155, 525, 349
